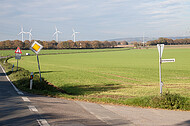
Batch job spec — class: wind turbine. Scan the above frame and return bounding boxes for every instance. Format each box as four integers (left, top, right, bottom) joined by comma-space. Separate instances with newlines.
72, 28, 80, 42
26, 28, 32, 42
18, 27, 26, 42
53, 26, 61, 42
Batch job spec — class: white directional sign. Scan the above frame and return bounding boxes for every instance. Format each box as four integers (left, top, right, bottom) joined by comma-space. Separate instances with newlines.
157, 44, 175, 95
161, 59, 175, 63
157, 44, 164, 58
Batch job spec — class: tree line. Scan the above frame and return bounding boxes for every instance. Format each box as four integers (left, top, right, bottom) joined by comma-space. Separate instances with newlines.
0, 40, 117, 49
146, 37, 190, 45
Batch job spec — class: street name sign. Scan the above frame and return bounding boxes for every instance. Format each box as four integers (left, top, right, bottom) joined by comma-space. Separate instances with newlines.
161, 59, 175, 63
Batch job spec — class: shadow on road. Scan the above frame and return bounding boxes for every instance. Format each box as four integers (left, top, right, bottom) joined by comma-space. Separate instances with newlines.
176, 120, 190, 126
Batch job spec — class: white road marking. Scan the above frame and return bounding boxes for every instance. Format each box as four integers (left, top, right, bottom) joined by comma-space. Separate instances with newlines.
0, 65, 24, 95
22, 97, 30, 102
37, 119, 50, 126
17, 91, 24, 95
28, 106, 38, 112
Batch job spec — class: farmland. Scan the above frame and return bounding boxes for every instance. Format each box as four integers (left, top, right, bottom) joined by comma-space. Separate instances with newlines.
0, 48, 128, 57
8, 47, 190, 99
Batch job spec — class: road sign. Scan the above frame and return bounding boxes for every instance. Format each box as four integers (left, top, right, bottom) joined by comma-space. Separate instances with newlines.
30, 41, 43, 81
161, 59, 175, 63
30, 41, 43, 54
157, 44, 164, 58
15, 47, 22, 54
157, 44, 175, 95
15, 53, 21, 59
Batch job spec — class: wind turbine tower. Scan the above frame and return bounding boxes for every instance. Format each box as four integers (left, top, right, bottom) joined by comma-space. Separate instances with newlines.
53, 26, 61, 42
142, 32, 145, 47
26, 28, 32, 42
72, 28, 80, 42
18, 27, 26, 42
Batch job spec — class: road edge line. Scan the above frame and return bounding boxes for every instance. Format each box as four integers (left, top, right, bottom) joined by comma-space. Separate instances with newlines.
0, 64, 24, 95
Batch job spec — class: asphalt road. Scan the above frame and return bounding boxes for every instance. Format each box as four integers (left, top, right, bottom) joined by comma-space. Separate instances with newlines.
0, 64, 189, 126
0, 65, 39, 126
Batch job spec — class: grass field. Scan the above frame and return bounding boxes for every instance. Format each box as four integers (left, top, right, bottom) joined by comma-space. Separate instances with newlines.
0, 48, 128, 57
8, 47, 190, 99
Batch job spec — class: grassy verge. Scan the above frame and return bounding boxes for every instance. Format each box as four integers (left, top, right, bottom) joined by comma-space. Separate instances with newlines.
0, 57, 189, 111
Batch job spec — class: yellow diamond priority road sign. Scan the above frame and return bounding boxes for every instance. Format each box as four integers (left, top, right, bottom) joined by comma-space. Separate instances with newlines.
30, 41, 43, 54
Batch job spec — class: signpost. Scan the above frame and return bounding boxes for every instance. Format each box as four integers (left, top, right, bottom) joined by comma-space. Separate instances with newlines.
161, 59, 175, 63
30, 41, 43, 81
157, 44, 175, 95
15, 47, 22, 71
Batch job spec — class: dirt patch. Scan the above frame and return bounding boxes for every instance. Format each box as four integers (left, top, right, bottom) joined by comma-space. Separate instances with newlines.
140, 84, 156, 87
88, 94, 134, 99
174, 77, 190, 80
105, 73, 140, 81
94, 74, 134, 85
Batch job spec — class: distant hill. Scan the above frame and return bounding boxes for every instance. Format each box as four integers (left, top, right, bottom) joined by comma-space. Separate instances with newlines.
107, 36, 190, 42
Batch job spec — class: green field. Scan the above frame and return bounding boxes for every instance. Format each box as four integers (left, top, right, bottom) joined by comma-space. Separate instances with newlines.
0, 48, 128, 57
8, 48, 190, 98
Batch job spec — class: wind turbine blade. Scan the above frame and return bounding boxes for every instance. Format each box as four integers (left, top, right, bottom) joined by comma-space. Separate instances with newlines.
76, 32, 80, 34
55, 26, 57, 32
30, 28, 32, 33
72, 28, 75, 33
52, 32, 57, 37
18, 32, 22, 35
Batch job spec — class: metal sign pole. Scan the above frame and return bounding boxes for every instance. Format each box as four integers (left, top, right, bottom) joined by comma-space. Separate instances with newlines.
37, 54, 42, 81
17, 59, 18, 71
159, 45, 162, 95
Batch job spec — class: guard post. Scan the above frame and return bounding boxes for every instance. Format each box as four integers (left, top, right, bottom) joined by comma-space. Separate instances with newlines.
12, 64, 14, 72
30, 72, 34, 90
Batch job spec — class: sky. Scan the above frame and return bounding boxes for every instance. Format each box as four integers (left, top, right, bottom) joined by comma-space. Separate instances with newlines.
0, 0, 190, 41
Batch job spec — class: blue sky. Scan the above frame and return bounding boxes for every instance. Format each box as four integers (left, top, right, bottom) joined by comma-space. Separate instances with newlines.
0, 0, 190, 41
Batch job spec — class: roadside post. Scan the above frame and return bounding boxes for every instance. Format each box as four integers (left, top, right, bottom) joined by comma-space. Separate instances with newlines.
30, 41, 43, 81
12, 64, 14, 72
157, 44, 175, 95
30, 72, 34, 90
15, 47, 22, 71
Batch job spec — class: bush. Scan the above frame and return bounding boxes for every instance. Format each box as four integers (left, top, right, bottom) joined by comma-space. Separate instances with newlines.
150, 92, 190, 110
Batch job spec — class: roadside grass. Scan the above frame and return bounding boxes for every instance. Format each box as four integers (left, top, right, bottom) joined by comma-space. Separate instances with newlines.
1, 48, 190, 110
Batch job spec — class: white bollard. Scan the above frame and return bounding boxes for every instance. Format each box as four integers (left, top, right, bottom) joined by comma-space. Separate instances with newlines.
30, 72, 34, 90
